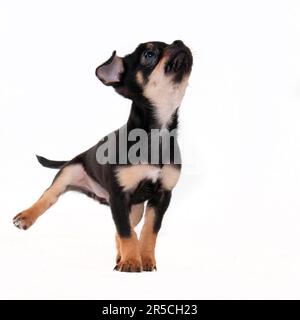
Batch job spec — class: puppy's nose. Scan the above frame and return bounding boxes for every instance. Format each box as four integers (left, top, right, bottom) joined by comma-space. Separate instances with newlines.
173, 40, 184, 47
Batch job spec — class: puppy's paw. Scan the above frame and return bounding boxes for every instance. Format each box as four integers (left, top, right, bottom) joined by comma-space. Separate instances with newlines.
114, 258, 142, 272
142, 256, 157, 272
116, 254, 121, 264
13, 211, 36, 230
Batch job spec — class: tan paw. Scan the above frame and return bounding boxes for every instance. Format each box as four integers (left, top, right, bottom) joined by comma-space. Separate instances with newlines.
13, 211, 36, 230
116, 254, 121, 264
114, 258, 142, 272
142, 256, 157, 272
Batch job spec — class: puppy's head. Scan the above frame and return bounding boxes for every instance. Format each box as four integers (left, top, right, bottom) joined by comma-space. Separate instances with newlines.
95, 40, 193, 108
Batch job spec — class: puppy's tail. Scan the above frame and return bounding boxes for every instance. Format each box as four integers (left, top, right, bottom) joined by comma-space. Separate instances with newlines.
36, 155, 67, 169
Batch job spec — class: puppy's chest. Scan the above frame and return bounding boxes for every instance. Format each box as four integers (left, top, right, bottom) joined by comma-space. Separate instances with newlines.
116, 164, 181, 194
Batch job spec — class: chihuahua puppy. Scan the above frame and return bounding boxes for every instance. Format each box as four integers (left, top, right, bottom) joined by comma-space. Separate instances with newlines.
13, 40, 193, 272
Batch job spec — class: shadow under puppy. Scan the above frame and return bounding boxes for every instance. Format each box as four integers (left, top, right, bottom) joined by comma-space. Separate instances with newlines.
13, 40, 193, 272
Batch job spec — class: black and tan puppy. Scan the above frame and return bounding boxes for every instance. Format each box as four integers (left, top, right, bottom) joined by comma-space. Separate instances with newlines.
13, 40, 193, 272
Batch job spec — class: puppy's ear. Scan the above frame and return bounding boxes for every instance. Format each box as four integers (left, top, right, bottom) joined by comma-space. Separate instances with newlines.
95, 51, 124, 86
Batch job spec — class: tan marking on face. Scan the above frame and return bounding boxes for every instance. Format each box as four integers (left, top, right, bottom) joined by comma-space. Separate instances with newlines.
143, 54, 190, 128
139, 206, 157, 271
136, 71, 144, 86
146, 43, 155, 50
161, 165, 181, 190
115, 230, 142, 272
116, 165, 161, 191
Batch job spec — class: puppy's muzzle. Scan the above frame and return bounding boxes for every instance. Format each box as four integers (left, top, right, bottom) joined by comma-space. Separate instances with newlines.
165, 40, 193, 75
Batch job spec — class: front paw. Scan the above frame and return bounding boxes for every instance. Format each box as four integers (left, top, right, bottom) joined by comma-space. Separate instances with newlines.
13, 211, 36, 230
116, 254, 121, 264
142, 256, 157, 272
114, 258, 142, 272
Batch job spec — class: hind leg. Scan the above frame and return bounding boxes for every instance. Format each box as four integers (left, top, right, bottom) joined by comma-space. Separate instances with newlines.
13, 164, 84, 230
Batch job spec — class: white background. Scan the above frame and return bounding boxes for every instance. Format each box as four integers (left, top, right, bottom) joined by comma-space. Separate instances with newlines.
0, 0, 300, 299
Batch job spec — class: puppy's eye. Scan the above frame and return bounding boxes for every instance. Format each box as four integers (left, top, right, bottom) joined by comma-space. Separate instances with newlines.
144, 50, 155, 59
141, 50, 157, 66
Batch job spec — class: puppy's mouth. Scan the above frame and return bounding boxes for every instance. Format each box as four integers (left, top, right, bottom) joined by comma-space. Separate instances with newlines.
165, 41, 193, 79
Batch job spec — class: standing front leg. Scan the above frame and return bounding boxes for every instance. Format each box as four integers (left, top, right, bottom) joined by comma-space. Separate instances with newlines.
110, 195, 142, 272
115, 202, 144, 264
139, 191, 172, 271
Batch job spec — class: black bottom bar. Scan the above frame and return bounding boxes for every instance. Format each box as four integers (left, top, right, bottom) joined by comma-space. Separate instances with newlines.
2, 300, 296, 319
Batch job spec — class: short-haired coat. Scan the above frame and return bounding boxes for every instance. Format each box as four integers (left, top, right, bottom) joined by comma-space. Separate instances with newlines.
13, 40, 193, 272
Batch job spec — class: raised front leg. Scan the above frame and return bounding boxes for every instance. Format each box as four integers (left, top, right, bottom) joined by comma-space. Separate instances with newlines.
139, 191, 172, 271
13, 164, 83, 230
111, 195, 142, 272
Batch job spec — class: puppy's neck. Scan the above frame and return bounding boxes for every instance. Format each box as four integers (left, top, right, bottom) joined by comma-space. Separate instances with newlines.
127, 100, 179, 132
